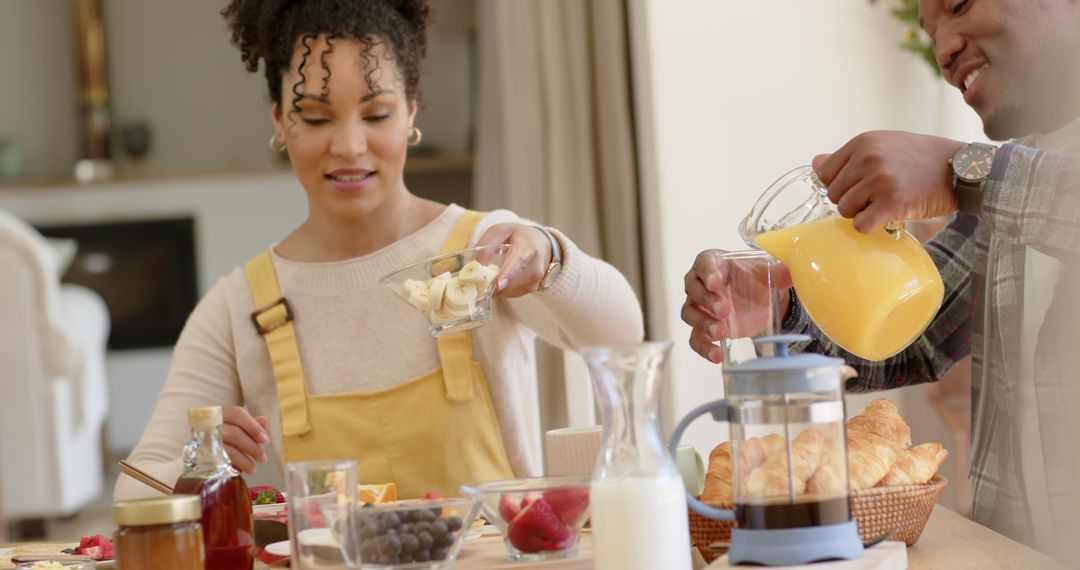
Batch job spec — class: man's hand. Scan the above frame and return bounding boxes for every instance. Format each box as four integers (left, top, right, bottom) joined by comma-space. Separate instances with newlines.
813, 131, 967, 233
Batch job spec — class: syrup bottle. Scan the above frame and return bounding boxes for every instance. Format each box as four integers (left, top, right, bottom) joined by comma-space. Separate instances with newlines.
174, 406, 255, 570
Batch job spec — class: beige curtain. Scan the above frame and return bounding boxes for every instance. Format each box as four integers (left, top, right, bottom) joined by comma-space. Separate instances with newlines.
473, 0, 643, 296
473, 0, 644, 440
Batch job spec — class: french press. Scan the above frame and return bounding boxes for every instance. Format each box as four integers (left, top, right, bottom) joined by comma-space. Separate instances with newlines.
669, 335, 862, 566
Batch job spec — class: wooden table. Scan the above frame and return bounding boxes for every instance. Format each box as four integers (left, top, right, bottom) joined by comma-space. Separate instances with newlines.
905, 505, 1064, 569
250, 504, 1069, 569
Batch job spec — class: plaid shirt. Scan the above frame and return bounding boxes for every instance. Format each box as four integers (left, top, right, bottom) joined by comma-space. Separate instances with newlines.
785, 142, 1080, 552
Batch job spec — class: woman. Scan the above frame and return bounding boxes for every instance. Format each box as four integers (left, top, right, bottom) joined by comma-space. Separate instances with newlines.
116, 0, 643, 500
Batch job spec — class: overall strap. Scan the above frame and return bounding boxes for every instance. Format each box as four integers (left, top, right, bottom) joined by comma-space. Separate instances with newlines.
436, 210, 486, 401
244, 251, 311, 436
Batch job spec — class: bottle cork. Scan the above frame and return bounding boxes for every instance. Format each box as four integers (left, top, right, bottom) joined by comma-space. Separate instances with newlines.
187, 406, 223, 428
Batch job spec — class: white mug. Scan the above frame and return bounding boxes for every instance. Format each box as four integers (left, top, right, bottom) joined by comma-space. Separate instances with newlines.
544, 426, 603, 477
675, 444, 706, 495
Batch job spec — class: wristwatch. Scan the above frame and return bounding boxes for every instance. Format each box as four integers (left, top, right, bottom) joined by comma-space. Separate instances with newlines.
532, 226, 563, 291
949, 142, 997, 214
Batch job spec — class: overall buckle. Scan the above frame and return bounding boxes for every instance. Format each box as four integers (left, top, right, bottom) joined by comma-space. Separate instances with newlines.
251, 297, 294, 335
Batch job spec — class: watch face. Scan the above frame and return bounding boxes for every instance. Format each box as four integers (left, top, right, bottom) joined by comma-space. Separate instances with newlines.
953, 146, 994, 182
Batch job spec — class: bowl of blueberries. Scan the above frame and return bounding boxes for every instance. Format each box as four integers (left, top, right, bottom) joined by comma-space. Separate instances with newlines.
327, 497, 481, 569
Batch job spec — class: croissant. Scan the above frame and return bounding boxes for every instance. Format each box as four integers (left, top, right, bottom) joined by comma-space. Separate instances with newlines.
701, 434, 786, 503
745, 429, 825, 498
846, 429, 898, 490
805, 436, 845, 495
880, 443, 948, 486
701, 441, 734, 503
847, 398, 912, 449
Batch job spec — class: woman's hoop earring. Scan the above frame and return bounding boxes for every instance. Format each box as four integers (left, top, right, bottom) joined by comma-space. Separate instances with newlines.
269, 133, 287, 153
408, 126, 423, 147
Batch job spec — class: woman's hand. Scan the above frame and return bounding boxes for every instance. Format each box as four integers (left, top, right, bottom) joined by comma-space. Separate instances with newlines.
221, 405, 270, 475
475, 223, 555, 298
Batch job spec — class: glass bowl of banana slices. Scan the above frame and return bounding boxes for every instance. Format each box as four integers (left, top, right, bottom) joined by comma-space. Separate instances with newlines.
380, 244, 514, 336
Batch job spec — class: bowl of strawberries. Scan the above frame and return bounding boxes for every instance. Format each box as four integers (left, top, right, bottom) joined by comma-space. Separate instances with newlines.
460, 476, 590, 563
249, 485, 289, 565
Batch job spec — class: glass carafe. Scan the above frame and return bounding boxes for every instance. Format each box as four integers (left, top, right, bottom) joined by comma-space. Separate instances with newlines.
580, 342, 692, 570
740, 166, 944, 361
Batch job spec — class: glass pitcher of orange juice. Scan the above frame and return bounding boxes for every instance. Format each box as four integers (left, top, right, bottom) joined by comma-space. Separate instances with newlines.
740, 166, 944, 361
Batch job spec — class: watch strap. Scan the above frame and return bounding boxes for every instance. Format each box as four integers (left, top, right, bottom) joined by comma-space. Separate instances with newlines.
532, 226, 562, 291
952, 142, 997, 215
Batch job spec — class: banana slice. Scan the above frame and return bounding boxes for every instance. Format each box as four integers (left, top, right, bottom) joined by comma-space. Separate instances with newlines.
476, 264, 500, 291
443, 299, 475, 319
445, 276, 479, 310
404, 279, 430, 311
428, 272, 452, 312
458, 261, 485, 283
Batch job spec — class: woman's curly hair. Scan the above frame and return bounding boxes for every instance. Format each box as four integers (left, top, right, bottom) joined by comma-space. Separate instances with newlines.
222, 0, 431, 118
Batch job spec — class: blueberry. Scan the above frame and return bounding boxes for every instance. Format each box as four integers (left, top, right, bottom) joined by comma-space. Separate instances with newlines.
388, 534, 403, 554
400, 551, 415, 563
398, 522, 413, 535
384, 512, 402, 528
414, 520, 431, 533
402, 533, 420, 554
446, 516, 464, 532
360, 540, 378, 560
414, 549, 431, 562
378, 554, 398, 565
377, 536, 396, 556
370, 518, 385, 535
418, 509, 437, 522
360, 524, 375, 540
432, 546, 449, 561
418, 531, 434, 550
429, 506, 443, 518
362, 502, 375, 508
431, 520, 449, 538
410, 509, 427, 522
436, 533, 454, 547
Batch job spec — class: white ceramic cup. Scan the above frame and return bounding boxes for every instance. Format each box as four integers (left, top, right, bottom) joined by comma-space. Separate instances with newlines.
544, 426, 603, 477
675, 444, 706, 495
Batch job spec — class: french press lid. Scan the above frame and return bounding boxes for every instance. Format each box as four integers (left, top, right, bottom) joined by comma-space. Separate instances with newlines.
724, 334, 846, 397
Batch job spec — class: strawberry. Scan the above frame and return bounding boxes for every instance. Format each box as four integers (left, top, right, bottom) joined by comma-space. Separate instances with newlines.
542, 487, 590, 525
499, 494, 534, 524
507, 497, 575, 553
74, 534, 114, 560
498, 494, 522, 523
423, 491, 446, 500
250, 485, 285, 505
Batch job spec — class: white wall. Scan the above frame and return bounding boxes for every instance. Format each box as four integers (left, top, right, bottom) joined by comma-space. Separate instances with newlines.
629, 1, 984, 455
0, 172, 308, 452
0, 1, 80, 180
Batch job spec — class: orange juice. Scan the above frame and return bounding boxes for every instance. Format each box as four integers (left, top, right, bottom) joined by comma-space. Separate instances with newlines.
754, 217, 943, 361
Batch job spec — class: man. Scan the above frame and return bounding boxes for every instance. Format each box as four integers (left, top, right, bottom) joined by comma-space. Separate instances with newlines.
682, 0, 1080, 561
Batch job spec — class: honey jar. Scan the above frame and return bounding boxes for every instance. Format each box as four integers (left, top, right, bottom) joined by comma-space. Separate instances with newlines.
114, 495, 205, 570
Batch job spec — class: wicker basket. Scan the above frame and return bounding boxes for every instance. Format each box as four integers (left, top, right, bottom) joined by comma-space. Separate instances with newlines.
689, 476, 948, 562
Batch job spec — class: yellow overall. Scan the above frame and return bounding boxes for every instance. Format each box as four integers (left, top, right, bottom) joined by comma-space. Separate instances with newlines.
243, 210, 514, 498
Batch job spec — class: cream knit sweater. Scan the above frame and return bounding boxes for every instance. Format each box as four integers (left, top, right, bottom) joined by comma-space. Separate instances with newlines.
116, 205, 644, 500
